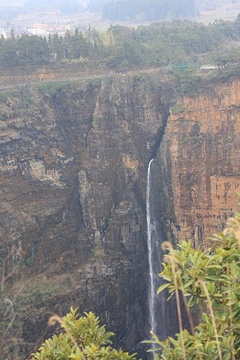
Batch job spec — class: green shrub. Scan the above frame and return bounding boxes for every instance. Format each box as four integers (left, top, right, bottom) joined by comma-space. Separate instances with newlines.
31, 308, 136, 360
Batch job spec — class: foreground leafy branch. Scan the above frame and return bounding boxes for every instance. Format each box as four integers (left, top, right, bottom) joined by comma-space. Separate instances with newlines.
147, 212, 240, 360
31, 308, 136, 360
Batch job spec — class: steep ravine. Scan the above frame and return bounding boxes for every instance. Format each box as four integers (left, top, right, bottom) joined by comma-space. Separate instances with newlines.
1, 73, 240, 358
0, 73, 173, 358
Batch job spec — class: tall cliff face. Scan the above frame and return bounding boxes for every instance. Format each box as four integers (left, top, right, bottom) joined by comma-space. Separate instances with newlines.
0, 73, 172, 356
156, 79, 240, 247
2, 72, 240, 357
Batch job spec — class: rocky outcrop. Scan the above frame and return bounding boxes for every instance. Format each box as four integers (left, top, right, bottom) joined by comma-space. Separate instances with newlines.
155, 79, 240, 247
0, 73, 172, 357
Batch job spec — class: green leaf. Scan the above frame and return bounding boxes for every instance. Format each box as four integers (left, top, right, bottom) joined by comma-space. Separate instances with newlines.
157, 283, 170, 294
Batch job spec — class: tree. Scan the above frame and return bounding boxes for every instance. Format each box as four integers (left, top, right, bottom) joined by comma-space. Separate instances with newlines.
0, 39, 18, 67
146, 212, 240, 359
49, 34, 64, 61
31, 308, 136, 360
16, 35, 50, 65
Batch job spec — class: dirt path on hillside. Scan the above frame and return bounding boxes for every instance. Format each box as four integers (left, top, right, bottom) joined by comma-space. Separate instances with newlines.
0, 66, 168, 92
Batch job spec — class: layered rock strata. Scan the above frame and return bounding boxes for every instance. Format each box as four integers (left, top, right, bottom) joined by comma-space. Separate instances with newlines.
156, 79, 240, 247
0, 73, 171, 356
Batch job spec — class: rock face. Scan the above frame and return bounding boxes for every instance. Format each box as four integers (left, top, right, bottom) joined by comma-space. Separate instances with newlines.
155, 79, 240, 247
0, 73, 172, 357
1, 71, 240, 357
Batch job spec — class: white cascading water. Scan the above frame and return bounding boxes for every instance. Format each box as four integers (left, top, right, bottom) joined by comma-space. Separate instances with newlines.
147, 158, 179, 342
146, 158, 156, 334
147, 159, 183, 346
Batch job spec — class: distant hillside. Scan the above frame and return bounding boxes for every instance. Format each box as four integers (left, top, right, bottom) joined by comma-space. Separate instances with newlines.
99, 0, 198, 21
87, 0, 239, 21
1, 16, 240, 73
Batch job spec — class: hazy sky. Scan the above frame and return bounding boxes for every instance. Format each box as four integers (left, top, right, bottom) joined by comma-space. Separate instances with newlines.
0, 0, 236, 7
0, 0, 25, 5
0, 0, 70, 6
0, 0, 87, 8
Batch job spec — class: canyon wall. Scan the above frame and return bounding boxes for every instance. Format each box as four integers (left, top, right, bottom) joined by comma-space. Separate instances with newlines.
0, 73, 172, 357
1, 70, 240, 357
156, 79, 240, 247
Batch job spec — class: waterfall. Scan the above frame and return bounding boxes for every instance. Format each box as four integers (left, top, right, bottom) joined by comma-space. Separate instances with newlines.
147, 158, 167, 337
146, 159, 186, 348
147, 159, 178, 341
147, 159, 156, 334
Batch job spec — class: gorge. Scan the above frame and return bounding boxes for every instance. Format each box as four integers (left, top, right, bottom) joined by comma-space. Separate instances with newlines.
0, 69, 240, 358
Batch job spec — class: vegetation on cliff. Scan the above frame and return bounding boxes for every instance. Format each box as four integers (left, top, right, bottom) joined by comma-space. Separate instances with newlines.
1, 16, 240, 101
146, 211, 240, 359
